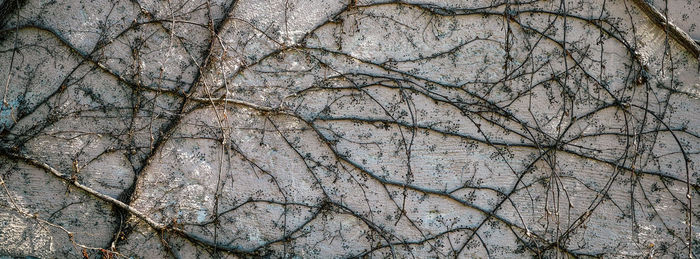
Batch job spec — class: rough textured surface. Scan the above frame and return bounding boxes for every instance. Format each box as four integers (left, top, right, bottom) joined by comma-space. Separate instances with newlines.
648, 0, 700, 41
0, 0, 699, 258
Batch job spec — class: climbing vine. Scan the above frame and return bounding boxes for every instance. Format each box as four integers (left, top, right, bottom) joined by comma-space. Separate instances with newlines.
0, 0, 698, 257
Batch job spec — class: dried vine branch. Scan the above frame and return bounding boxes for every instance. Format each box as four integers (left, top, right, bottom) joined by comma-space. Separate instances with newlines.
0, 0, 698, 258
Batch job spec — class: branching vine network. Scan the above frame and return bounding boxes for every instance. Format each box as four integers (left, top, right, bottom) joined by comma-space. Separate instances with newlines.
0, 0, 698, 257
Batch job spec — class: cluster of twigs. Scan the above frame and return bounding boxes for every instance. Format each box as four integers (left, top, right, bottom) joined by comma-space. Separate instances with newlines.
0, 0, 698, 257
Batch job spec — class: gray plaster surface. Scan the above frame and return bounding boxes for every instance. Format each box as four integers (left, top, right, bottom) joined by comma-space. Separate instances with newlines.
0, 0, 699, 258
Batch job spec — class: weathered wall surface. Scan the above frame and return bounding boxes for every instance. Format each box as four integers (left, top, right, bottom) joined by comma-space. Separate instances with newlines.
649, 0, 700, 41
0, 0, 698, 258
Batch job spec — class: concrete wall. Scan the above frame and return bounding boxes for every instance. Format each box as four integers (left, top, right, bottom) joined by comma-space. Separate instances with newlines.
0, 0, 698, 257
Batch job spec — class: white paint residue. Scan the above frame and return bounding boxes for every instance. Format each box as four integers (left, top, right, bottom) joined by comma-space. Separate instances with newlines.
196, 209, 208, 223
